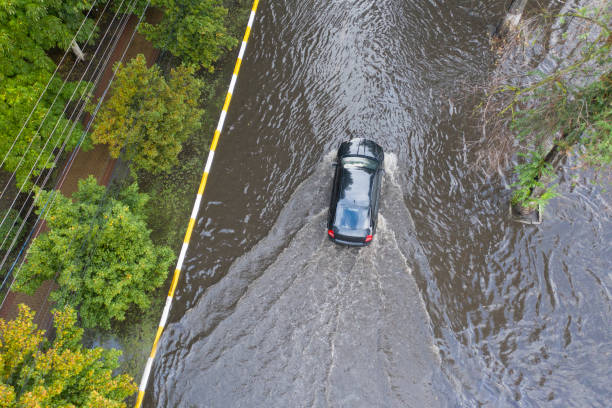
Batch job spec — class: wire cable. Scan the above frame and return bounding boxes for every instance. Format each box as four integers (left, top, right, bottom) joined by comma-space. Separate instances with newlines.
0, 0, 137, 285
5, 7, 152, 374
0, 0, 141, 298
0, 0, 131, 247
0, 0, 123, 208
0, 0, 102, 171
2, 3, 162, 404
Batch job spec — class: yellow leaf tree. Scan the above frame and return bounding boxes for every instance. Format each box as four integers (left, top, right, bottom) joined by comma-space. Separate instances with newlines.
0, 304, 136, 407
91, 54, 203, 174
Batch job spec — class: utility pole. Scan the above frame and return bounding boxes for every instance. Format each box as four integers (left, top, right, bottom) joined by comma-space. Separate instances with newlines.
71, 40, 86, 62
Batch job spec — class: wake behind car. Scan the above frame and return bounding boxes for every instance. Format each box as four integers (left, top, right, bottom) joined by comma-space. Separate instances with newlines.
327, 138, 384, 246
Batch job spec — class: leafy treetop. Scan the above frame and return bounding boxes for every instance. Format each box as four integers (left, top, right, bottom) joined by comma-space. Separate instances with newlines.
91, 54, 203, 174
0, 0, 95, 188
15, 176, 175, 329
0, 304, 136, 407
140, 0, 238, 71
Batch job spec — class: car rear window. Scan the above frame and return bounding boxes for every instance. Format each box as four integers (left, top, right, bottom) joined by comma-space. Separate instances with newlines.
334, 204, 370, 230
341, 156, 378, 170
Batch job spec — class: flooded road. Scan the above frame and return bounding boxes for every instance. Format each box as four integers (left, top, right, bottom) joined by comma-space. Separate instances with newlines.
146, 0, 612, 406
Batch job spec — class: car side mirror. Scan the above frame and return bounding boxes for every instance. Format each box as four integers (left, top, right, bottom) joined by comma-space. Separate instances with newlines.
332, 162, 338, 167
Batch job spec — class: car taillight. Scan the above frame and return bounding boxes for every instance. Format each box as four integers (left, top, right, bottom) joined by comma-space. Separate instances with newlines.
328, 229, 335, 238
365, 235, 373, 243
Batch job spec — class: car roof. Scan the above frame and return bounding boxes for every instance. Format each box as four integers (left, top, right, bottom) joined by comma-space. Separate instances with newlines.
338, 166, 375, 207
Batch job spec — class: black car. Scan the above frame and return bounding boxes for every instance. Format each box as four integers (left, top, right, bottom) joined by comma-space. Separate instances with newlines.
327, 138, 384, 246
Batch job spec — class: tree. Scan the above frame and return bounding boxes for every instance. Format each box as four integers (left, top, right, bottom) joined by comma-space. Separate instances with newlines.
90, 54, 204, 174
139, 0, 238, 70
0, 304, 136, 407
14, 176, 175, 329
0, 0, 95, 188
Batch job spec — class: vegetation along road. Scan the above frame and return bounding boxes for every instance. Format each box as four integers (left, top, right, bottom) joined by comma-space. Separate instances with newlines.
0, 0, 610, 407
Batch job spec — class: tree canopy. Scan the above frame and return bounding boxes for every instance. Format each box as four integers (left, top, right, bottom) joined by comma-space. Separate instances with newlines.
140, 0, 238, 70
0, 0, 95, 188
14, 176, 175, 329
0, 0, 96, 73
91, 54, 203, 174
0, 304, 136, 407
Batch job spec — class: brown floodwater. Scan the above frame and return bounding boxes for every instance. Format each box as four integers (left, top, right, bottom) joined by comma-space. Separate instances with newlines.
144, 0, 612, 406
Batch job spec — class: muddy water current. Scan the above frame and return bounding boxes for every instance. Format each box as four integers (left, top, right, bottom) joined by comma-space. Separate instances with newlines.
146, 1, 612, 406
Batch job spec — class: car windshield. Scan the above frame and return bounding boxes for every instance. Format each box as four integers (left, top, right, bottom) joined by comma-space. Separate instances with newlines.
341, 156, 378, 170
334, 204, 370, 230
338, 166, 373, 206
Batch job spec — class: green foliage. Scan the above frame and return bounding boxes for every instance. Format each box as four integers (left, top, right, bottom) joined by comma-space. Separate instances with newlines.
565, 72, 611, 169
0, 209, 24, 251
14, 176, 175, 329
0, 0, 96, 188
511, 151, 558, 210
137, 63, 225, 249
0, 304, 136, 407
91, 54, 204, 174
0, 0, 96, 71
140, 0, 238, 70
109, 0, 150, 16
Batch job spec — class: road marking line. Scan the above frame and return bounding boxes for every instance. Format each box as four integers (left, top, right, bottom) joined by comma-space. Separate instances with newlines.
210, 130, 221, 152
183, 218, 196, 243
234, 58, 242, 75
176, 243, 188, 270
134, 0, 260, 405
204, 151, 214, 174
229, 74, 238, 94
168, 269, 180, 297
238, 42, 247, 60
139, 358, 153, 392
217, 110, 227, 131
191, 194, 203, 219
150, 325, 164, 358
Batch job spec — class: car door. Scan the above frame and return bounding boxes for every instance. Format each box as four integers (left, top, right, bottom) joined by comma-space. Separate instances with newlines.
328, 160, 342, 227
371, 165, 383, 233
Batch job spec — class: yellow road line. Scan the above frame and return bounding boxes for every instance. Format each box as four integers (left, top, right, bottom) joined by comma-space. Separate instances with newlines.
134, 1, 261, 405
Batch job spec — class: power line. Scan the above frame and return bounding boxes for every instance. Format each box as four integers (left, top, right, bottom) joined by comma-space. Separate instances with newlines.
0, 0, 142, 299
9, 9, 153, 377
0, 0, 137, 283
0, 0, 102, 172
28, 1, 154, 343
0, 0, 123, 206
0, 0, 133, 249
2, 1, 171, 403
